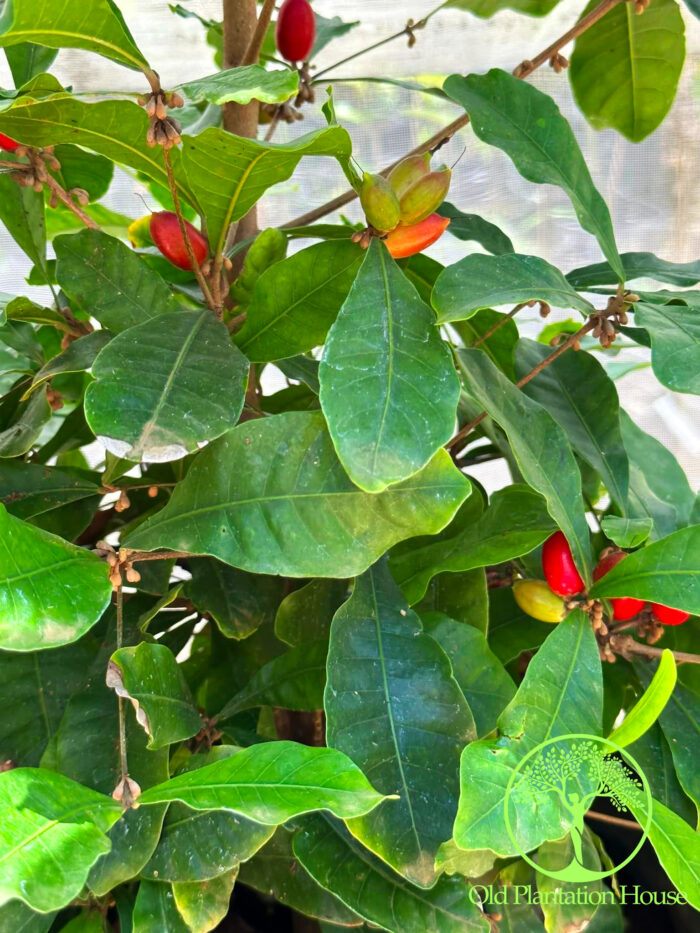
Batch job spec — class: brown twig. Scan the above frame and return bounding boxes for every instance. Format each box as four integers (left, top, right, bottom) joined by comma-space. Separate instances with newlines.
0, 157, 98, 229
473, 303, 525, 347
115, 584, 128, 783
585, 809, 642, 831
609, 634, 700, 666
242, 0, 276, 65
125, 549, 194, 563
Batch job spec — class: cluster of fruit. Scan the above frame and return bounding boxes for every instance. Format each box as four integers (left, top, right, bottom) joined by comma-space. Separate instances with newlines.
514, 530, 690, 626
358, 154, 451, 258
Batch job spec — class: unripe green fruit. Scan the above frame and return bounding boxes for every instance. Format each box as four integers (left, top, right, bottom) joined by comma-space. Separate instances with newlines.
388, 152, 431, 198
399, 167, 451, 225
359, 172, 401, 234
513, 579, 566, 624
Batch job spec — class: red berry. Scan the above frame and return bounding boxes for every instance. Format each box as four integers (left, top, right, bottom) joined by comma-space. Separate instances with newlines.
149, 212, 208, 271
593, 551, 645, 621
0, 133, 21, 152
383, 213, 450, 259
542, 531, 585, 596
275, 0, 315, 63
651, 603, 690, 626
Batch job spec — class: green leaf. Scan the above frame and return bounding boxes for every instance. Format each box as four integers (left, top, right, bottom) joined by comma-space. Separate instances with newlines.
589, 525, 700, 612
126, 412, 471, 578
452, 309, 519, 381
132, 881, 189, 933
445, 0, 559, 17
85, 310, 248, 462
275, 579, 348, 647
0, 899, 56, 932
3, 297, 68, 330
0, 389, 50, 458
418, 568, 488, 633
628, 796, 700, 911
187, 558, 284, 640
50, 144, 113, 202
536, 831, 612, 933
443, 70, 623, 280
600, 515, 652, 549
422, 612, 516, 738
457, 348, 592, 581
391, 484, 556, 605
107, 643, 202, 750
0, 768, 120, 912
139, 740, 386, 823
399, 253, 443, 304
229, 227, 287, 309
0, 504, 111, 651
433, 253, 593, 323
183, 125, 351, 256
635, 662, 700, 814
234, 240, 363, 362
514, 338, 629, 511
325, 559, 474, 886
142, 746, 273, 884
217, 640, 327, 720
487, 587, 553, 665
320, 240, 460, 492
453, 612, 602, 853
566, 251, 700, 289
312, 13, 360, 57
433, 839, 499, 879
5, 42, 58, 86
0, 0, 150, 73
24, 331, 112, 398
634, 301, 700, 395
0, 162, 47, 277
607, 649, 676, 748
570, 0, 685, 142
55, 230, 181, 333
436, 202, 514, 254
293, 815, 490, 933
172, 870, 237, 933
629, 722, 696, 824
237, 828, 362, 926
178, 65, 298, 106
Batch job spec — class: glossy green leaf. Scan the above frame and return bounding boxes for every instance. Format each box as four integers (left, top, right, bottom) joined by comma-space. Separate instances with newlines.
422, 612, 516, 738
443, 70, 623, 280
274, 579, 348, 647
85, 310, 248, 462
392, 484, 556, 605
229, 228, 287, 309
325, 559, 474, 886
487, 587, 553, 665
127, 412, 470, 578
107, 643, 202, 750
600, 515, 652, 549
446, 0, 559, 17
23, 331, 112, 399
634, 301, 700, 395
320, 240, 460, 492
142, 747, 273, 884
5, 42, 58, 86
607, 649, 676, 748
515, 338, 629, 510
589, 525, 700, 612
55, 230, 181, 334
293, 815, 490, 933
570, 0, 685, 142
629, 722, 696, 824
179, 65, 297, 105
217, 640, 327, 720
636, 662, 700, 813
0, 0, 149, 72
418, 568, 489, 633
457, 348, 592, 581
132, 881, 189, 933
0, 504, 111, 651
187, 557, 284, 640
536, 832, 611, 933
433, 839, 499, 880
0, 155, 47, 277
237, 829, 362, 926
437, 202, 513, 254
172, 869, 237, 933
235, 240, 363, 362
433, 253, 593, 323
453, 309, 519, 381
454, 611, 602, 854
566, 251, 700, 289
139, 740, 386, 823
0, 768, 120, 912
50, 144, 113, 203
183, 125, 351, 255
0, 389, 50, 458
3, 297, 66, 329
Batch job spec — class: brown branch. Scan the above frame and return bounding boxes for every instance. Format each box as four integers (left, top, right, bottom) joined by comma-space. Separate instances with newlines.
242, 0, 276, 65
125, 549, 194, 563
585, 809, 642, 831
609, 634, 700, 666
161, 148, 217, 312
44, 175, 99, 229
473, 303, 525, 347
282, 0, 625, 230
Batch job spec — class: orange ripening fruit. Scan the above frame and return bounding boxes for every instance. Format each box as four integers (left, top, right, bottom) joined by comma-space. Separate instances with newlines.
383, 214, 450, 259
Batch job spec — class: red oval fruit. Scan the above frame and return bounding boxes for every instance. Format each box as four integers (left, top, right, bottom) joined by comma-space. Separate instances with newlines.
542, 530, 585, 596
150, 212, 208, 271
593, 551, 645, 621
276, 0, 315, 63
651, 603, 690, 626
383, 213, 450, 259
0, 132, 21, 152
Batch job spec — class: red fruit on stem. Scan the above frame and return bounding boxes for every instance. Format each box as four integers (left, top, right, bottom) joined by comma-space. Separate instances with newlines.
542, 530, 585, 596
383, 213, 450, 259
0, 132, 21, 152
593, 551, 645, 621
149, 211, 208, 271
276, 0, 315, 63
651, 603, 690, 626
